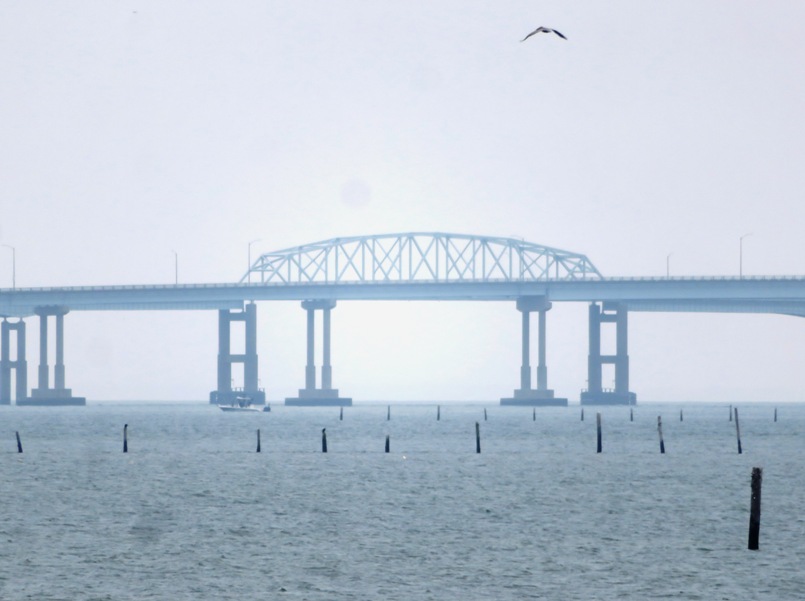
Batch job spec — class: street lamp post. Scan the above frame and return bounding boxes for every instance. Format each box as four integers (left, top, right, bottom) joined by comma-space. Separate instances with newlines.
739, 233, 752, 279
172, 250, 178, 285
666, 252, 672, 278
1, 244, 15, 290
247, 239, 262, 284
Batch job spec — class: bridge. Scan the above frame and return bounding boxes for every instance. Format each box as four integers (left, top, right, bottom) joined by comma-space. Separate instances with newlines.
1, 232, 804, 406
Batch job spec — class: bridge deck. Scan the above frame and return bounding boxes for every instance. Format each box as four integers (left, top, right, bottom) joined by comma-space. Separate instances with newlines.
2, 276, 805, 317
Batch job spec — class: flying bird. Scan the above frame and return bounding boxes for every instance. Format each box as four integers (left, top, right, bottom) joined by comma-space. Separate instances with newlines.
521, 26, 567, 42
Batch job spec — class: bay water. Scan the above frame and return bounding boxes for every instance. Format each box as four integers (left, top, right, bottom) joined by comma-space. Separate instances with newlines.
2, 402, 804, 600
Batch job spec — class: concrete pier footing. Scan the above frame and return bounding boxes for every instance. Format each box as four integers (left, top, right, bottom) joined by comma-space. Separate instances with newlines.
500, 389, 568, 406
285, 389, 352, 407
18, 389, 86, 406
580, 390, 637, 405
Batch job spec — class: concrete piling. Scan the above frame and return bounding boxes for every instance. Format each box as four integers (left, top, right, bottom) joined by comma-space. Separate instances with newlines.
658, 416, 665, 454
748, 467, 762, 550
596, 413, 602, 453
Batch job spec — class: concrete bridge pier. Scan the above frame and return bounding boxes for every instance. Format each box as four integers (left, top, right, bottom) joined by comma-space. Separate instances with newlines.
286, 300, 352, 406
21, 306, 85, 406
1, 319, 28, 404
581, 302, 637, 405
501, 296, 568, 406
210, 303, 265, 405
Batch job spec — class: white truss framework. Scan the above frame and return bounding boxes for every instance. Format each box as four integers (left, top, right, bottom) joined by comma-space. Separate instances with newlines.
242, 233, 603, 284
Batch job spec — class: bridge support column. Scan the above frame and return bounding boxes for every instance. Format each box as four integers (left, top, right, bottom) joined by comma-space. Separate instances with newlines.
322, 305, 333, 389
210, 303, 265, 405
580, 302, 637, 405
519, 308, 532, 390
537, 308, 548, 391
501, 296, 567, 406
286, 300, 351, 406
305, 305, 316, 389
20, 306, 85, 406
1, 319, 28, 405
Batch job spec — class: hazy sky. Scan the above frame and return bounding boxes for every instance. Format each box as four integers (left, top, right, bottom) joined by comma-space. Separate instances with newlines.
2, 1, 804, 402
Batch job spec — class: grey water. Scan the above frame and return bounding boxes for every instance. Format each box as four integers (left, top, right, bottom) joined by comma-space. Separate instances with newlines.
2, 402, 804, 600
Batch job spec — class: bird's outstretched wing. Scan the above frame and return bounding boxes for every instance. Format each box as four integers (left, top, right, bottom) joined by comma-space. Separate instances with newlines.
520, 27, 545, 42
551, 29, 567, 40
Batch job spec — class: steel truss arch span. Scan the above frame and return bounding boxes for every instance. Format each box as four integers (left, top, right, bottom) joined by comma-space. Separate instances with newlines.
242, 233, 603, 285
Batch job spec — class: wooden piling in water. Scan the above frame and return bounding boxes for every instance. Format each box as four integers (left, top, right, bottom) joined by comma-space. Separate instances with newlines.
340, 406, 343, 421
630, 407, 633, 422
680, 409, 683, 422
581, 408, 584, 421
475, 422, 481, 454
774, 407, 777, 422
658, 416, 665, 454
321, 428, 327, 453
533, 408, 536, 421
387, 405, 390, 421
256, 429, 261, 453
596, 413, 602, 453
484, 408, 487, 421
735, 407, 743, 454
437, 405, 440, 421
729, 404, 733, 421
15, 431, 22, 454
748, 467, 762, 550
385, 434, 390, 453
123, 424, 128, 453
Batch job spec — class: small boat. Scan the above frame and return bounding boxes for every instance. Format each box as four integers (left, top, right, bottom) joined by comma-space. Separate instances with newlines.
218, 395, 261, 412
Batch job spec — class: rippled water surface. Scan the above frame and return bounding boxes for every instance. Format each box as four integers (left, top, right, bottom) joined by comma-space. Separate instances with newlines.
2, 402, 804, 600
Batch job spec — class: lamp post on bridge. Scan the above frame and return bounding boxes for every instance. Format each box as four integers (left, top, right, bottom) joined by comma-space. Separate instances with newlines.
247, 239, 261, 284
666, 252, 672, 278
1, 244, 15, 290
172, 250, 178, 285
739, 233, 752, 279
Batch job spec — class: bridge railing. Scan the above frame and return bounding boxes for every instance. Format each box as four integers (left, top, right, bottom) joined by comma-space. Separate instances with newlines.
2, 274, 805, 295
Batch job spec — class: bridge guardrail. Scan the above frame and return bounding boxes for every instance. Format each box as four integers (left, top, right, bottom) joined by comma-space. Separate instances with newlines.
2, 274, 805, 294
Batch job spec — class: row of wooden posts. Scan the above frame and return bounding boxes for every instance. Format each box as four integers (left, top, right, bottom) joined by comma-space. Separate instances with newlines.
208, 405, 756, 458
368, 405, 777, 425
264, 410, 763, 552
10, 404, 774, 457
11, 417, 766, 552
652, 406, 749, 455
